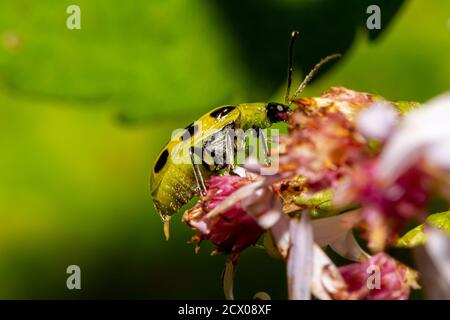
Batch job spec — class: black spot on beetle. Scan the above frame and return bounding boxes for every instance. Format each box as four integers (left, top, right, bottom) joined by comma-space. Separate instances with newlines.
181, 123, 199, 141
154, 149, 169, 173
210, 106, 236, 119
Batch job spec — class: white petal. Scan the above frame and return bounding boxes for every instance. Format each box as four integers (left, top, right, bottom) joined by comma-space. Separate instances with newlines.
189, 220, 210, 234
257, 208, 282, 229
232, 166, 247, 177
223, 259, 235, 300
356, 101, 399, 141
270, 214, 291, 258
423, 227, 450, 285
243, 190, 282, 229
287, 213, 313, 300
205, 179, 264, 219
311, 244, 347, 300
329, 230, 371, 262
253, 292, 272, 300
244, 157, 263, 174
413, 227, 450, 299
205, 174, 287, 220
312, 210, 362, 247
378, 92, 450, 181
427, 140, 450, 171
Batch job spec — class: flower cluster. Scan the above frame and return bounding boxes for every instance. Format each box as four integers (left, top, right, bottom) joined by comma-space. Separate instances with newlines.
183, 175, 265, 262
338, 253, 419, 300
181, 87, 450, 300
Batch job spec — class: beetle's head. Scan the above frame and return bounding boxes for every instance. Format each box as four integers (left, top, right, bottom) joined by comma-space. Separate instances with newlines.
266, 102, 291, 123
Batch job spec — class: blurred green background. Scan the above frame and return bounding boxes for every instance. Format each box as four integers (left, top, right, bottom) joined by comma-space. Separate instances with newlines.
0, 0, 449, 299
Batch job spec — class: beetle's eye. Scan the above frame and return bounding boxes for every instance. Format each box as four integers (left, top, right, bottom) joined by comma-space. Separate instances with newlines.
277, 105, 284, 112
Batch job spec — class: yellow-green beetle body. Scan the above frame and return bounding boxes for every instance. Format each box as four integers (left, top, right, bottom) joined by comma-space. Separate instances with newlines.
150, 31, 341, 222
151, 102, 290, 220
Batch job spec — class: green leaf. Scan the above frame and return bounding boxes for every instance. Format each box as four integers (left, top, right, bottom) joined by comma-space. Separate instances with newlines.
397, 211, 450, 248
393, 100, 421, 114
294, 188, 359, 219
0, 0, 404, 122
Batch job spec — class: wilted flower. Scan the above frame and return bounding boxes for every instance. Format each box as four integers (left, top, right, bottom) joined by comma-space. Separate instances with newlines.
279, 100, 367, 194
338, 253, 419, 300
335, 161, 431, 251
276, 87, 407, 210
176, 87, 450, 300
334, 94, 450, 251
183, 175, 265, 261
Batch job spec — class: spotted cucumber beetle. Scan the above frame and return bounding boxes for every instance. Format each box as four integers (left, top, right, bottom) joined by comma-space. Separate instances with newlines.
150, 31, 340, 227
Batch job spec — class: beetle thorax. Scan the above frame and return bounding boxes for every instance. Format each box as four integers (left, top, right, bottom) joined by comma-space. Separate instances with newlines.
236, 103, 271, 130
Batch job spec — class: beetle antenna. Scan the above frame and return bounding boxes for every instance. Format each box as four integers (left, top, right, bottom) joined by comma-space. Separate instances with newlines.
284, 31, 300, 105
289, 53, 341, 104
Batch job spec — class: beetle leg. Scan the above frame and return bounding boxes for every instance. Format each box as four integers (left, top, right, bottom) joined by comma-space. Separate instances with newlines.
225, 130, 235, 172
258, 129, 271, 164
189, 146, 207, 196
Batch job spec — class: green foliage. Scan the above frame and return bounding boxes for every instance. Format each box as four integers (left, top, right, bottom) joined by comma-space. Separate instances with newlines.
294, 189, 359, 219
397, 211, 450, 248
0, 0, 404, 122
